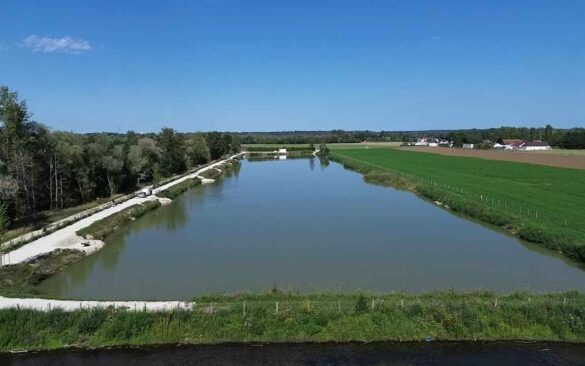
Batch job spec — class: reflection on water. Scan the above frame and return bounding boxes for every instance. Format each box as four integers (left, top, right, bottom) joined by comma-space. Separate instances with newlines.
3, 342, 585, 366
40, 158, 585, 300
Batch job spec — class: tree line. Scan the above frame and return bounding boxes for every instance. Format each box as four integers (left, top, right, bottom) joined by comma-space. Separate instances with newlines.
0, 86, 240, 230
237, 126, 585, 148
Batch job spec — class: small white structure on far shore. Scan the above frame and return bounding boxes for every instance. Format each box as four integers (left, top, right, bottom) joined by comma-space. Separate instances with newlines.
278, 148, 287, 153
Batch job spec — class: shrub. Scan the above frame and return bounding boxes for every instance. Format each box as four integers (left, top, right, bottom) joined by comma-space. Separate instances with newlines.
355, 295, 368, 314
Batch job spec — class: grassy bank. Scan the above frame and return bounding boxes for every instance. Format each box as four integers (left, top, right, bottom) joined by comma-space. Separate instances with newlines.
199, 159, 241, 180
0, 249, 85, 297
0, 291, 584, 351
155, 178, 201, 200
77, 201, 161, 241
330, 149, 585, 263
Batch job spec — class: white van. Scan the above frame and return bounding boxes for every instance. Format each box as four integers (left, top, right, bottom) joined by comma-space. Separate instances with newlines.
137, 188, 152, 198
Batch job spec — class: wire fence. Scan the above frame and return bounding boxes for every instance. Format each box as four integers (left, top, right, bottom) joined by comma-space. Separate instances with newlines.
88, 296, 585, 314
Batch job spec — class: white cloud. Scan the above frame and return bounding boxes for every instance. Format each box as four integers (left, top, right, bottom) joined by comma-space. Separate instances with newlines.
21, 35, 91, 53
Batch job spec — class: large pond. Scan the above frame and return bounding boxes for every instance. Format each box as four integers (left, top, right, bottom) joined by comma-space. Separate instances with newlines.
40, 158, 585, 299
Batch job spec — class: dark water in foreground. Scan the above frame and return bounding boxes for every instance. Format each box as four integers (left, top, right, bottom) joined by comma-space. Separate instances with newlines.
40, 158, 585, 299
2, 342, 585, 366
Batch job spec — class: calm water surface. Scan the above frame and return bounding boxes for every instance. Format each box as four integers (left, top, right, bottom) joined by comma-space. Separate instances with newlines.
40, 158, 585, 299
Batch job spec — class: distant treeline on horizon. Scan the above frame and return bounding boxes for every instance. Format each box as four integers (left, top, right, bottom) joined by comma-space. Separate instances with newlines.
88, 126, 585, 149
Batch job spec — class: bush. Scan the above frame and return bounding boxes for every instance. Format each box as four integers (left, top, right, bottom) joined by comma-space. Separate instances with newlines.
355, 295, 368, 314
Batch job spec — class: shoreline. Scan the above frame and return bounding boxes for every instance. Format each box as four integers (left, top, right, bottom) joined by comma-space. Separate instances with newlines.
329, 151, 585, 265
1, 154, 242, 267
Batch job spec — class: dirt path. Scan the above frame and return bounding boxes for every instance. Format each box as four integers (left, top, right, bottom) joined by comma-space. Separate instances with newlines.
399, 147, 585, 169
0, 296, 191, 311
1, 155, 241, 265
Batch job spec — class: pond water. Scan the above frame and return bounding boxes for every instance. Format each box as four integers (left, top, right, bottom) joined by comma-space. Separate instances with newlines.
40, 158, 585, 300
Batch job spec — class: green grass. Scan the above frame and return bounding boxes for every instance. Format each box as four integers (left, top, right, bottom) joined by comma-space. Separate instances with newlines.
77, 201, 161, 241
331, 148, 585, 262
0, 249, 85, 297
155, 178, 201, 200
1, 291, 584, 351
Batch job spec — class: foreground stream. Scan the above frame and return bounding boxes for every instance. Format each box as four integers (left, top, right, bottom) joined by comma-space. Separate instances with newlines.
2, 342, 585, 365
39, 158, 585, 299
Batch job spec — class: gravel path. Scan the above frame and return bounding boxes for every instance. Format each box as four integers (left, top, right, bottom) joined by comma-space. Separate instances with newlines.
0, 296, 191, 312
1, 155, 240, 266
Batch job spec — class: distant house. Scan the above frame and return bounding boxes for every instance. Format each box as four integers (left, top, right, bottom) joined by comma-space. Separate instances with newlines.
462, 143, 475, 149
278, 148, 287, 153
520, 141, 551, 151
428, 142, 439, 147
493, 143, 505, 150
415, 137, 430, 146
502, 139, 525, 150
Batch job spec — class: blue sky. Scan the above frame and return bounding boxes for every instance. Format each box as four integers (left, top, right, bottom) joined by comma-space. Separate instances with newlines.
0, 0, 583, 132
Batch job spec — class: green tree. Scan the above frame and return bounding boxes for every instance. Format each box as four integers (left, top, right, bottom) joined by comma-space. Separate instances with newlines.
185, 133, 211, 167
207, 132, 227, 160
158, 128, 187, 176
128, 137, 161, 184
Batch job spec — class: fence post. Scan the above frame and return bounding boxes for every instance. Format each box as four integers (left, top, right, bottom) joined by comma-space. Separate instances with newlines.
276, 301, 279, 314
401, 299, 404, 308
338, 300, 341, 313
243, 301, 246, 316
372, 299, 375, 310
494, 298, 498, 308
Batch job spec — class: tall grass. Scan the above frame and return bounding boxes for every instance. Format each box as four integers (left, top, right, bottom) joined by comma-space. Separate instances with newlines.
330, 151, 585, 263
1, 291, 584, 351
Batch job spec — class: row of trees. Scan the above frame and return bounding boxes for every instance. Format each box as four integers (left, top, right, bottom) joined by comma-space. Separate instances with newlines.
444, 125, 585, 149
238, 126, 585, 148
0, 86, 240, 229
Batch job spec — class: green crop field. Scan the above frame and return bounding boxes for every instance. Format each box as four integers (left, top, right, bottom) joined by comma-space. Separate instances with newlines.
331, 148, 585, 260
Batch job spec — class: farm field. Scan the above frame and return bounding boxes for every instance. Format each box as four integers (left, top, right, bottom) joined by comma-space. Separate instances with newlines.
331, 148, 585, 261
398, 146, 585, 170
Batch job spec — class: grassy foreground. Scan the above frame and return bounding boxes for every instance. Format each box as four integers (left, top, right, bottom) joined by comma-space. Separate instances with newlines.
0, 291, 584, 351
330, 148, 585, 263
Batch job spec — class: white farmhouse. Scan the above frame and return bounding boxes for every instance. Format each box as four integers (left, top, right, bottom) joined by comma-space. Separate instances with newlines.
520, 141, 551, 151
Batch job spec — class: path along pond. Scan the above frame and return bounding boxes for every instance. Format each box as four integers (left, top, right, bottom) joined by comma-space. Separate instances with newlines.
40, 158, 585, 300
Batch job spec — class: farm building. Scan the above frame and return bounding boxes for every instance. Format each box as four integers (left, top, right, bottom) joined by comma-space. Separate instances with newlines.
520, 141, 551, 151
502, 139, 525, 150
278, 148, 287, 153
462, 143, 475, 149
